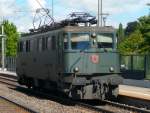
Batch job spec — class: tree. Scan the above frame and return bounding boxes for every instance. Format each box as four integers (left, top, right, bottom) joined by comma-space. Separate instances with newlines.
132, 15, 150, 53
117, 23, 125, 44
0, 20, 19, 56
118, 15, 150, 54
138, 16, 150, 45
118, 30, 144, 55
125, 21, 139, 36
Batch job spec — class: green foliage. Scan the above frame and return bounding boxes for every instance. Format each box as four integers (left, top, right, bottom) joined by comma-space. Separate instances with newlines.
117, 23, 125, 44
125, 21, 139, 36
119, 15, 150, 54
137, 15, 150, 53
118, 30, 144, 55
0, 20, 19, 56
138, 16, 150, 45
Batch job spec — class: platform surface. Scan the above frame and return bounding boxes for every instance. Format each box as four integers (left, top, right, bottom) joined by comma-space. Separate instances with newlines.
119, 85, 150, 101
0, 70, 17, 76
123, 79, 150, 88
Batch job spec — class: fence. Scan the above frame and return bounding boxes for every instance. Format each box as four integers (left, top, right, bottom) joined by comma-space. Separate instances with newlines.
120, 55, 146, 71
1, 55, 150, 80
145, 55, 150, 80
120, 55, 150, 80
120, 55, 146, 79
5, 57, 16, 72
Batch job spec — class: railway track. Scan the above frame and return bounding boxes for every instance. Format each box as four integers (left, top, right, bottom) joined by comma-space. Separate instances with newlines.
0, 74, 18, 87
0, 73, 150, 113
0, 74, 38, 113
0, 96, 37, 113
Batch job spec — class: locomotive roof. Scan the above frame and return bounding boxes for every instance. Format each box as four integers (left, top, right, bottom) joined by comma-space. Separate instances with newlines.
63, 26, 115, 33
21, 26, 115, 37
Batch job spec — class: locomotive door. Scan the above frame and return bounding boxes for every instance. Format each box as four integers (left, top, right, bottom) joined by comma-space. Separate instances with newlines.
57, 34, 63, 67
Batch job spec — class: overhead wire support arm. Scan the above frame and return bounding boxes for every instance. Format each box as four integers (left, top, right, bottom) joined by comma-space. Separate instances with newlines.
52, 0, 54, 19
35, 0, 54, 22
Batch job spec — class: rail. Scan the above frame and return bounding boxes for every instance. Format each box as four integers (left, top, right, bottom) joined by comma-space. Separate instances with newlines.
0, 96, 37, 113
0, 73, 150, 113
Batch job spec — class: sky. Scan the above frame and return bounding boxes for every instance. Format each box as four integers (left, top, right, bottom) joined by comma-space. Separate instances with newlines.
0, 0, 149, 32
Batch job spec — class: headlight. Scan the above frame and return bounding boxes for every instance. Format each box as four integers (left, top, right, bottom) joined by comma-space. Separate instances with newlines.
91, 32, 96, 38
121, 64, 126, 70
109, 67, 114, 72
74, 67, 79, 73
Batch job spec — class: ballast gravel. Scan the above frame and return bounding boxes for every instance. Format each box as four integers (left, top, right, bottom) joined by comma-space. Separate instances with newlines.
0, 83, 98, 113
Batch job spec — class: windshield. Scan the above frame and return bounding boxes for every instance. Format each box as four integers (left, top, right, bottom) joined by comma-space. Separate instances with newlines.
97, 33, 113, 50
71, 33, 90, 50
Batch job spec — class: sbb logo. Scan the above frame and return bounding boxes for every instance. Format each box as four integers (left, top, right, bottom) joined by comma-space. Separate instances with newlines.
90, 54, 99, 64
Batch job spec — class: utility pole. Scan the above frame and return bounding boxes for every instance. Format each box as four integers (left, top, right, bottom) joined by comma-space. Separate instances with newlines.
100, 0, 103, 27
97, 0, 109, 27
97, 0, 99, 27
97, 0, 102, 27
0, 17, 6, 71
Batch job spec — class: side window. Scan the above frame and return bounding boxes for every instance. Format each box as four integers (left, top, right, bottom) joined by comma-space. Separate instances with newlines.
30, 40, 34, 52
42, 38, 46, 51
37, 38, 42, 52
26, 40, 30, 52
18, 41, 23, 52
64, 33, 68, 49
48, 37, 52, 50
52, 36, 56, 50
26, 40, 28, 52
45, 37, 48, 50
23, 41, 26, 52
58, 35, 61, 47
17, 42, 20, 52
42, 37, 48, 51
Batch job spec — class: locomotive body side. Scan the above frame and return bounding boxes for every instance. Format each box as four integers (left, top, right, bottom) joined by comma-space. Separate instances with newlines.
17, 26, 123, 100
17, 29, 63, 88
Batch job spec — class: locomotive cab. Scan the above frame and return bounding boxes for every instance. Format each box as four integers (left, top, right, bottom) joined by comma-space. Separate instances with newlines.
60, 26, 123, 100
63, 27, 119, 74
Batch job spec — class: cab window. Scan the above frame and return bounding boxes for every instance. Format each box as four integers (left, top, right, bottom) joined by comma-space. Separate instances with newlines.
97, 33, 113, 50
71, 33, 90, 50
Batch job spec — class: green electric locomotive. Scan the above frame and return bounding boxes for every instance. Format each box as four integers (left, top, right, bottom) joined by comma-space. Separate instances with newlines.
17, 12, 122, 100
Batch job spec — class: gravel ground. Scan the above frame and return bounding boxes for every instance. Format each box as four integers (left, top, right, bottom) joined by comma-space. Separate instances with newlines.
100, 105, 137, 113
0, 98, 30, 113
0, 83, 98, 113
